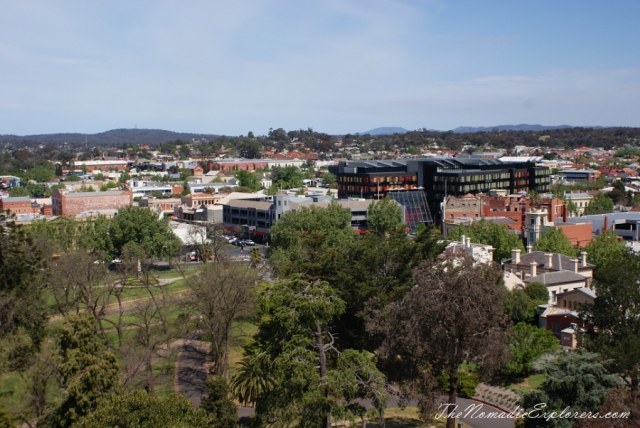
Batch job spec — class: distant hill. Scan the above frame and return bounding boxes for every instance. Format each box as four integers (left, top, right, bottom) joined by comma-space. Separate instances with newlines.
451, 124, 579, 133
0, 128, 220, 147
357, 127, 410, 136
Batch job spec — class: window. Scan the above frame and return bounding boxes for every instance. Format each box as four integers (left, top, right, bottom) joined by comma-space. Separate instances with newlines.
552, 323, 561, 334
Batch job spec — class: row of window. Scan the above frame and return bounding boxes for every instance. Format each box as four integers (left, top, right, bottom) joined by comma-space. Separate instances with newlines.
338, 184, 418, 192
433, 173, 511, 183
339, 175, 417, 184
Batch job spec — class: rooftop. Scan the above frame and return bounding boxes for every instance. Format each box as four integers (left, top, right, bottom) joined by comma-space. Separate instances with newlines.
524, 270, 588, 286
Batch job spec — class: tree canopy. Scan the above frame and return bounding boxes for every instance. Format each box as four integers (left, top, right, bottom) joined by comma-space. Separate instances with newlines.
366, 197, 403, 234
244, 277, 387, 427
446, 218, 525, 262
585, 192, 614, 215
533, 228, 578, 258
521, 351, 618, 428
368, 255, 507, 428
107, 206, 181, 258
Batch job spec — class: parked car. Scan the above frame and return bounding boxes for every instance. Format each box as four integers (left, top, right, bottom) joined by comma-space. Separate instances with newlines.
244, 240, 255, 246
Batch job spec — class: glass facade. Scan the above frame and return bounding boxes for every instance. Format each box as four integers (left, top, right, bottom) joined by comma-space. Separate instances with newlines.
388, 190, 433, 232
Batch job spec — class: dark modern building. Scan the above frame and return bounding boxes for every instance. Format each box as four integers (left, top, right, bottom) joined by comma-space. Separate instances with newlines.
330, 158, 551, 223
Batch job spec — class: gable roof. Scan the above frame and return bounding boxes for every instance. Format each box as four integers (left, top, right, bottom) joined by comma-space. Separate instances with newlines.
557, 287, 596, 299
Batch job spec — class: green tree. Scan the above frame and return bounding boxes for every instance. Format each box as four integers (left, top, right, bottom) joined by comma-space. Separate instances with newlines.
503, 288, 537, 325
504, 322, 560, 376
521, 352, 619, 428
237, 139, 263, 159
235, 169, 261, 192
8, 186, 29, 197
268, 202, 354, 275
525, 281, 550, 302
533, 228, 578, 257
55, 164, 64, 177
0, 214, 47, 372
446, 218, 525, 262
40, 314, 120, 428
230, 353, 274, 406
369, 255, 507, 428
200, 377, 237, 428
99, 182, 118, 191
585, 192, 614, 215
27, 165, 54, 182
247, 277, 387, 427
270, 165, 303, 189
321, 172, 336, 186
366, 197, 403, 234
76, 390, 211, 428
118, 171, 131, 183
107, 206, 181, 258
583, 230, 626, 276
582, 249, 640, 397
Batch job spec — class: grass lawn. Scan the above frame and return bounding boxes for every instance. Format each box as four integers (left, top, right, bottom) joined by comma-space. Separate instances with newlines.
506, 373, 546, 393
228, 320, 258, 373
361, 408, 457, 428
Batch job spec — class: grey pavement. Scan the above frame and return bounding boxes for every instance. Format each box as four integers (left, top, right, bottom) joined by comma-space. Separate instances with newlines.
176, 333, 209, 408
456, 398, 515, 428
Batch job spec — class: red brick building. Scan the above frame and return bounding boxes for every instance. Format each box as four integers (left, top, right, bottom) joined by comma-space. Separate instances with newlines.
51, 189, 133, 216
0, 197, 40, 215
444, 193, 568, 236
555, 222, 593, 247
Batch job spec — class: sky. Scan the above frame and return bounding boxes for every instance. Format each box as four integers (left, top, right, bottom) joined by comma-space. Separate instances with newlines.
1, 0, 639, 136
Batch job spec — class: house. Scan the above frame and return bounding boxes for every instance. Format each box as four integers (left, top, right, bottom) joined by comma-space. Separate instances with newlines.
524, 271, 590, 304
443, 235, 494, 265
536, 287, 596, 347
503, 249, 594, 304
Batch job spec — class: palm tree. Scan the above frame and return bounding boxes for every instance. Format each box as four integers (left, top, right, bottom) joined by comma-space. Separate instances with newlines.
230, 353, 273, 407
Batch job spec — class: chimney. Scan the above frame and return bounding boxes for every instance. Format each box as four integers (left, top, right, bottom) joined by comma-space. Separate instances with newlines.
556, 253, 563, 271
563, 205, 569, 222
512, 248, 521, 264
461, 234, 466, 247
571, 259, 579, 273
466, 236, 471, 248
581, 252, 587, 267
545, 253, 553, 269
531, 262, 537, 277
527, 245, 533, 254
487, 246, 495, 260
603, 216, 609, 232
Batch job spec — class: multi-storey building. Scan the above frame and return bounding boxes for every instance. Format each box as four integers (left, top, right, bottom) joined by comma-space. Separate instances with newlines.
330, 158, 551, 223
51, 189, 133, 216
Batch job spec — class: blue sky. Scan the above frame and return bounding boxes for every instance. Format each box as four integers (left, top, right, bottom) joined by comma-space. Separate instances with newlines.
1, 0, 639, 136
